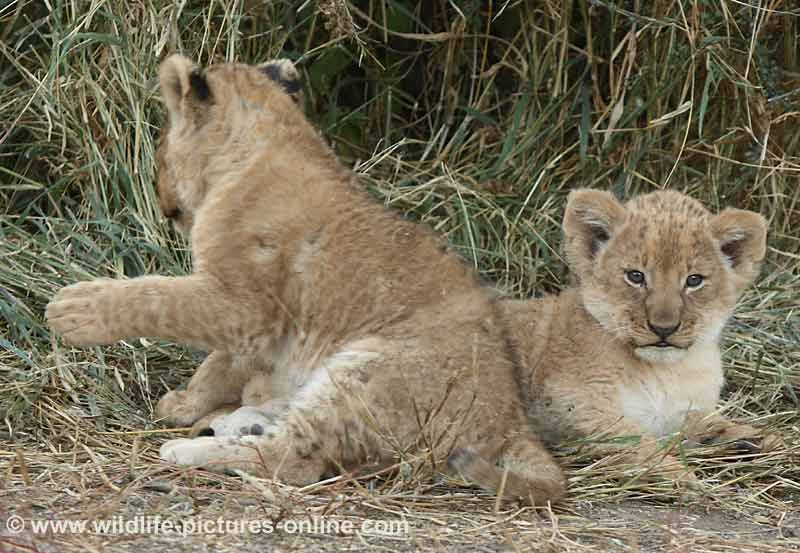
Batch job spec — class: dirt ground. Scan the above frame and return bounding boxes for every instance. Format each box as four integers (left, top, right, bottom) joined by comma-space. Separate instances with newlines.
3, 463, 799, 552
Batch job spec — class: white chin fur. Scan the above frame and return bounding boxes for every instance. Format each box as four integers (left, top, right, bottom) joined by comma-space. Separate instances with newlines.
634, 346, 688, 364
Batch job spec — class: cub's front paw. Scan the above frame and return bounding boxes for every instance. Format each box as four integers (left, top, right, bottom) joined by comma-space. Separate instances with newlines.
721, 429, 785, 454
46, 279, 117, 346
691, 422, 783, 453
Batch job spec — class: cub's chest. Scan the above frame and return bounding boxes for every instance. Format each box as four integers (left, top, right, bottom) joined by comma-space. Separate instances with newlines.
618, 345, 724, 437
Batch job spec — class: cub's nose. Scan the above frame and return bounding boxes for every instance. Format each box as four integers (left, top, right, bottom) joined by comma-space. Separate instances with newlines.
648, 322, 680, 339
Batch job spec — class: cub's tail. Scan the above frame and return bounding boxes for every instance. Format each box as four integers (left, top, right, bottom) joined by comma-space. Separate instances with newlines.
448, 437, 565, 505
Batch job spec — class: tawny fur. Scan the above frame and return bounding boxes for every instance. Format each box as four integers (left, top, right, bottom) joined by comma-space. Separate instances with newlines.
45, 55, 564, 504
503, 189, 770, 487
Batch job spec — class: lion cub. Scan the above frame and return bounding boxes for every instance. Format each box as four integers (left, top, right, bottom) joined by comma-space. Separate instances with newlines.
503, 189, 768, 485
46, 55, 564, 504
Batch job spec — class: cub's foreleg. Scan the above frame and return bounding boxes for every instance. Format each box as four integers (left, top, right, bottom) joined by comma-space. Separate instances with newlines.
161, 336, 567, 505
683, 410, 782, 451
47, 275, 263, 350
156, 350, 255, 427
568, 413, 699, 488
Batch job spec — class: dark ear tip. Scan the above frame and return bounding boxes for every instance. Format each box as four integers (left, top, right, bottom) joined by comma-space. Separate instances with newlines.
189, 70, 211, 102
259, 59, 302, 98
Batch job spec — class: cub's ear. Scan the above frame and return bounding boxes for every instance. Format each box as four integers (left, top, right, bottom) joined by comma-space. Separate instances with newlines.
258, 59, 303, 103
710, 208, 767, 287
159, 54, 212, 125
562, 189, 626, 277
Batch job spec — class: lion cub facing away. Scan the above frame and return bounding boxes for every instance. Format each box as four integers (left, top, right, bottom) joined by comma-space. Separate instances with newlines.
504, 189, 768, 485
45, 55, 564, 503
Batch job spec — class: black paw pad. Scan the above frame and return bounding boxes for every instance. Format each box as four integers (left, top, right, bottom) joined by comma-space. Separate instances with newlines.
249, 423, 264, 436
239, 423, 264, 436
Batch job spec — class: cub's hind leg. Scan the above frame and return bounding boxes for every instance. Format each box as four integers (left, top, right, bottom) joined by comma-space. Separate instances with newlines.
205, 399, 292, 437
160, 340, 387, 485
160, 388, 363, 485
189, 404, 240, 437
160, 334, 566, 504
160, 430, 327, 486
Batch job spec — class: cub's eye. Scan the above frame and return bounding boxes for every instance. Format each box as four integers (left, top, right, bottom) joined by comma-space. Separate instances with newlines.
685, 274, 704, 288
625, 270, 646, 287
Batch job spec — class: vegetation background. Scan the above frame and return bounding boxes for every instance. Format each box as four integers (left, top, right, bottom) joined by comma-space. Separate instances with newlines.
1, 1, 798, 551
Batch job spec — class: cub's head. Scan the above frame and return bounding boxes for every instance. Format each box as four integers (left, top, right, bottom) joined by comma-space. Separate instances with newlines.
563, 189, 767, 363
154, 55, 303, 236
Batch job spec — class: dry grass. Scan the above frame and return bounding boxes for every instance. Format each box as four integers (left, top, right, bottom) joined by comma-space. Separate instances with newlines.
1, 1, 799, 551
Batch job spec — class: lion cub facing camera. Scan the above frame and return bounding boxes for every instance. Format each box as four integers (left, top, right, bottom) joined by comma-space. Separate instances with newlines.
504, 189, 768, 486
46, 55, 565, 504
